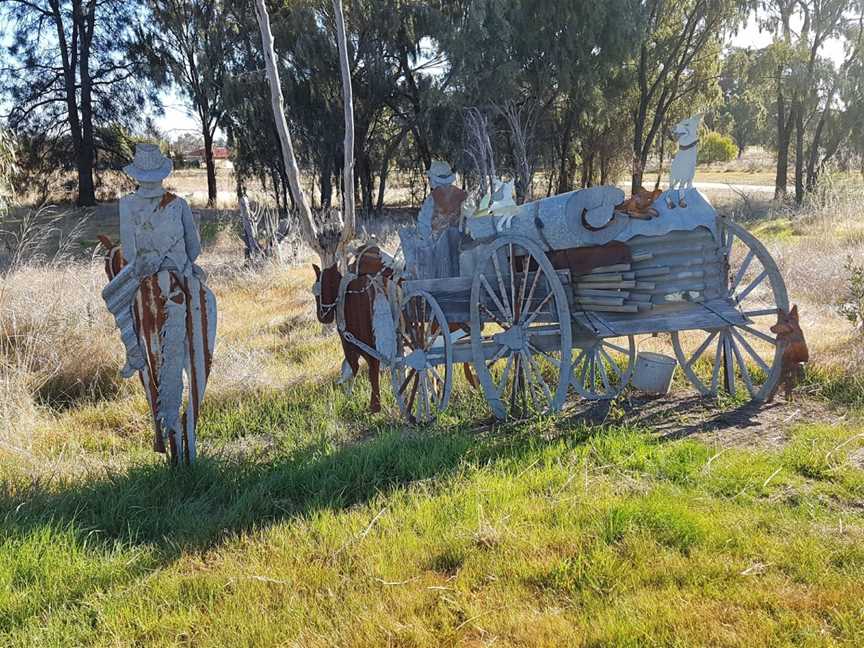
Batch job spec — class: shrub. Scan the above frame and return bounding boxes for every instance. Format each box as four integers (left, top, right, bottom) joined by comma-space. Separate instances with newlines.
698, 131, 737, 165
836, 255, 864, 334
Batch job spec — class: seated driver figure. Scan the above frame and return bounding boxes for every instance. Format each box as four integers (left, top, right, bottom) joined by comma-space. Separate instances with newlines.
417, 160, 467, 240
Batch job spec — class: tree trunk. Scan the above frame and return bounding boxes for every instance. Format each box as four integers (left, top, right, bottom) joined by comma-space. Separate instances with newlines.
599, 154, 609, 186
203, 128, 217, 207
556, 109, 575, 194
76, 145, 97, 207
358, 154, 373, 216
580, 151, 595, 188
794, 102, 804, 206
77, 8, 97, 207
774, 68, 791, 201
376, 168, 388, 214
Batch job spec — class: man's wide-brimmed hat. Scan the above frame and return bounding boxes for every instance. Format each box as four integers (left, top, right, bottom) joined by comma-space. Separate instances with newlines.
124, 143, 173, 182
427, 159, 455, 185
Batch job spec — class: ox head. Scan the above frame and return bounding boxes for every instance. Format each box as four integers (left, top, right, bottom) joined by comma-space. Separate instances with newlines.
312, 262, 340, 324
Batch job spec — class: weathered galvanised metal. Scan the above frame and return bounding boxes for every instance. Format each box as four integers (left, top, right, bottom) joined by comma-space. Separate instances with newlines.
351, 183, 789, 423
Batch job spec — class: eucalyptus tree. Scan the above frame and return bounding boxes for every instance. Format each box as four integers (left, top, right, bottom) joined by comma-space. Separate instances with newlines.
629, 0, 748, 193
802, 8, 864, 193
1, 0, 154, 206
715, 48, 770, 157
136, 0, 236, 206
438, 0, 640, 193
758, 0, 855, 202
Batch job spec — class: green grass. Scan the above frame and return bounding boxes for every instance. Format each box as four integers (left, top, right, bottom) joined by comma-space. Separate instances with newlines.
2, 373, 864, 646
3, 237, 864, 646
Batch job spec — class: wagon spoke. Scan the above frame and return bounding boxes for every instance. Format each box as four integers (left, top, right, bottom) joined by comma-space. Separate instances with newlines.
722, 333, 736, 395
729, 334, 756, 398
521, 351, 549, 404
406, 373, 420, 415
430, 365, 445, 388
497, 353, 514, 395
602, 340, 630, 356
730, 327, 770, 375
517, 255, 531, 320
578, 350, 589, 387
399, 368, 417, 396
479, 274, 510, 323
528, 343, 561, 369
486, 344, 509, 370
509, 354, 521, 413
524, 351, 553, 404
522, 291, 554, 327
596, 350, 611, 394
509, 244, 518, 321
491, 253, 513, 322
730, 249, 755, 293
599, 346, 621, 378
520, 353, 540, 410
518, 266, 544, 325
735, 269, 768, 304
685, 330, 719, 368
709, 334, 724, 394
423, 374, 435, 412
738, 324, 776, 346
480, 303, 509, 329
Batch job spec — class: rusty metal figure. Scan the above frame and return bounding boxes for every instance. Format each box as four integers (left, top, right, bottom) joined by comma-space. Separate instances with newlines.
101, 144, 217, 464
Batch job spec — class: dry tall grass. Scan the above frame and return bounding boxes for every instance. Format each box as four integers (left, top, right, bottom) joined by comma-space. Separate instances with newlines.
751, 175, 864, 372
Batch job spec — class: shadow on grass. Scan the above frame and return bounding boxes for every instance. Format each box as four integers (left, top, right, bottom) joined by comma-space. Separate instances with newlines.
2, 378, 806, 565
0, 387, 605, 565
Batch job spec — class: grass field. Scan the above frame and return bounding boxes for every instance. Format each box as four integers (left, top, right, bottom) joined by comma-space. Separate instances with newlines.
2, 172, 864, 646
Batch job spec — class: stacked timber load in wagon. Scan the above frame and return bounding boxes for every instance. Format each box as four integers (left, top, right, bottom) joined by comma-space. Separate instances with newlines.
570, 260, 651, 313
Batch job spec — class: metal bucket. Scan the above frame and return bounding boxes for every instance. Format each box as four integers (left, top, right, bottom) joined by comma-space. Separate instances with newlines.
631, 352, 677, 395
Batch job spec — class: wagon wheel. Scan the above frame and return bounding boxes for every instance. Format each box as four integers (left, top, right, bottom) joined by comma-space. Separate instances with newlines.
571, 335, 636, 400
470, 236, 572, 419
391, 288, 453, 423
671, 218, 789, 401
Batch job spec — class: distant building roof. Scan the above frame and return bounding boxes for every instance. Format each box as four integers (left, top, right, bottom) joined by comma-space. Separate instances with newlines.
188, 146, 231, 160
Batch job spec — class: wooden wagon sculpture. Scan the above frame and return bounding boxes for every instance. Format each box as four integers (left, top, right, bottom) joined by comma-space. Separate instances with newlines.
352, 184, 789, 423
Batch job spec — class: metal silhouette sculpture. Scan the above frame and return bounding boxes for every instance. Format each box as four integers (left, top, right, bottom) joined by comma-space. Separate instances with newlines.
101, 144, 217, 464
667, 114, 702, 208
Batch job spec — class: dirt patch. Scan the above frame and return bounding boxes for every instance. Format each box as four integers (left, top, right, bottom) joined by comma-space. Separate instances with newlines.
560, 389, 846, 450
849, 447, 864, 470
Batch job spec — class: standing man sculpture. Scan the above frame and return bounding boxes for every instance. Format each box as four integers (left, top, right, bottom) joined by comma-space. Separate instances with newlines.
417, 160, 467, 239
101, 143, 217, 465
411, 160, 467, 278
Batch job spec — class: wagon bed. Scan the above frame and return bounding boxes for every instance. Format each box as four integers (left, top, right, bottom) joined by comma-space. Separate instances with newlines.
388, 188, 787, 422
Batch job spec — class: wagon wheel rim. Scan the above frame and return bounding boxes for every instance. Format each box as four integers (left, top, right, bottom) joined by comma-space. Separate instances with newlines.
571, 335, 635, 400
470, 236, 572, 419
391, 289, 453, 423
671, 218, 788, 402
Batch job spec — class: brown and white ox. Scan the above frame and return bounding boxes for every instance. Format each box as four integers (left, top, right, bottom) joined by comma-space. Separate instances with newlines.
313, 247, 476, 414
312, 248, 388, 413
